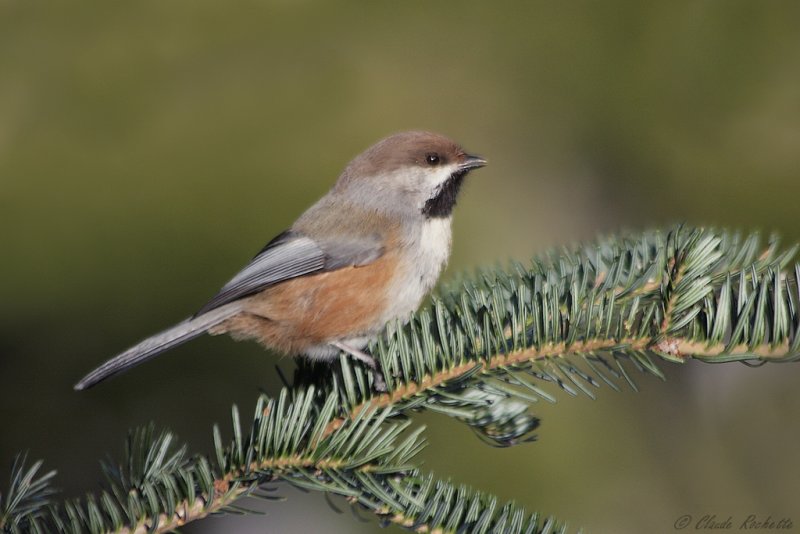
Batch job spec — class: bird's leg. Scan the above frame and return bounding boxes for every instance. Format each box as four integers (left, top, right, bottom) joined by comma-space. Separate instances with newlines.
331, 341, 387, 392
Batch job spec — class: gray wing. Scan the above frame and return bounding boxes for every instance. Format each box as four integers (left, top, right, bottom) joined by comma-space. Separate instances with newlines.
195, 230, 384, 315
74, 230, 384, 390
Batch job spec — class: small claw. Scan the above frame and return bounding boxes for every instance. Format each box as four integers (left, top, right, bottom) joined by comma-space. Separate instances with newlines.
331, 341, 387, 393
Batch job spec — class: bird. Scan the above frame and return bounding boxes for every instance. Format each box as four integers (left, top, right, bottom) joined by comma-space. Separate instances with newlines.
74, 131, 486, 391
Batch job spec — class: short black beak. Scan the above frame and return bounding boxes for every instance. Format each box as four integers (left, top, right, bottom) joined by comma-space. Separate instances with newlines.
458, 153, 487, 171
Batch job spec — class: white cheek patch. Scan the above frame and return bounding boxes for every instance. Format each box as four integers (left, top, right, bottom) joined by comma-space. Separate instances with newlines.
427, 165, 459, 189
413, 165, 458, 211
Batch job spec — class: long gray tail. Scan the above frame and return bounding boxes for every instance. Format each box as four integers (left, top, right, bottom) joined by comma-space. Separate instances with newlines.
74, 304, 240, 390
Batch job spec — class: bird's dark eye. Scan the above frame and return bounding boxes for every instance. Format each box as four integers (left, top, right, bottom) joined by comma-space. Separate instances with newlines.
425, 153, 440, 166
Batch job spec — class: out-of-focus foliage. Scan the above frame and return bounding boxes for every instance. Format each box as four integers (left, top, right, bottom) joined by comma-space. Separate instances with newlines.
2, 2, 799, 533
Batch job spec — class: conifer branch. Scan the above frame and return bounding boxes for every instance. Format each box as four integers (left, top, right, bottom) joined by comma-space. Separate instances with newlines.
4, 226, 798, 532
318, 227, 799, 441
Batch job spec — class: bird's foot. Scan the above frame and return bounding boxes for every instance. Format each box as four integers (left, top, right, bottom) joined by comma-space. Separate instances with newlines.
331, 341, 387, 393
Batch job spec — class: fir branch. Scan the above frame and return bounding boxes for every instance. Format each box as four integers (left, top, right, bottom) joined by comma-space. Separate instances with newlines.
4, 226, 799, 533
3, 389, 565, 533
0, 454, 57, 532
315, 227, 799, 443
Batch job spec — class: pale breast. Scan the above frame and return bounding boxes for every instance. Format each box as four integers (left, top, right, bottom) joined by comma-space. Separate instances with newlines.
381, 217, 453, 325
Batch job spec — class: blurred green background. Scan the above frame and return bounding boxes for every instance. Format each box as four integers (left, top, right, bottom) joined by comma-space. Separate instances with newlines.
2, 2, 799, 532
